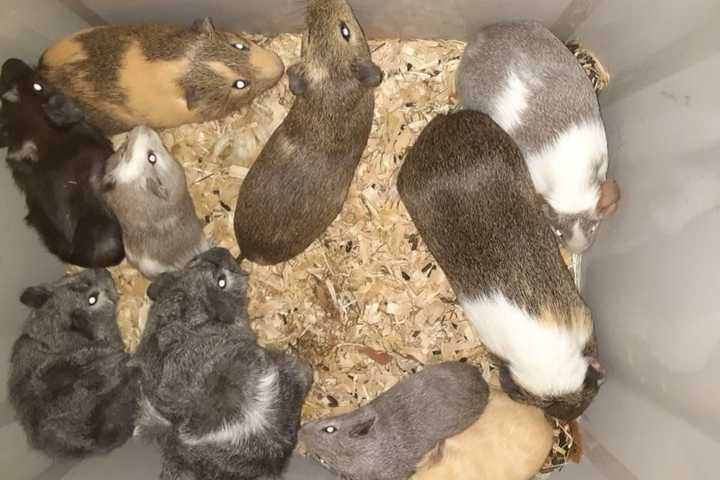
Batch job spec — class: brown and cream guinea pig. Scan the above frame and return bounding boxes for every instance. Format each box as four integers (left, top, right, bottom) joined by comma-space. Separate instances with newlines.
38, 18, 285, 134
398, 110, 605, 421
413, 388, 554, 480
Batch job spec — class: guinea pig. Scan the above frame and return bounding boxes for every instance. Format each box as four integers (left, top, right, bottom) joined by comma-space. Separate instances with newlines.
298, 362, 489, 480
413, 388, 554, 480
456, 21, 620, 253
101, 125, 209, 279
233, 0, 383, 265
132, 247, 314, 480
37, 17, 285, 135
8, 269, 138, 458
0, 58, 125, 267
397, 110, 605, 421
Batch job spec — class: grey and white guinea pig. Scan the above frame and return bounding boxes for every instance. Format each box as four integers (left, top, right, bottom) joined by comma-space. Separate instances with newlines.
456, 20, 620, 253
8, 269, 138, 458
102, 125, 209, 279
298, 362, 489, 480
413, 388, 554, 480
132, 247, 313, 480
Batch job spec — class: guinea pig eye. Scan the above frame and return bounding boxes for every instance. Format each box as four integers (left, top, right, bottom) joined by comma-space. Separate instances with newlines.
590, 223, 599, 233
32, 82, 43, 93
552, 227, 563, 238
147, 151, 157, 164
233, 80, 249, 90
323, 426, 337, 434
217, 274, 227, 289
88, 293, 99, 306
339, 22, 351, 41
232, 43, 247, 50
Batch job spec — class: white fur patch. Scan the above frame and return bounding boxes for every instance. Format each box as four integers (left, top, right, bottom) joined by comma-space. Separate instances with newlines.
136, 256, 170, 279
180, 367, 279, 446
7, 140, 38, 162
2, 87, 19, 102
461, 291, 590, 397
564, 221, 589, 253
493, 71, 530, 133
526, 120, 608, 214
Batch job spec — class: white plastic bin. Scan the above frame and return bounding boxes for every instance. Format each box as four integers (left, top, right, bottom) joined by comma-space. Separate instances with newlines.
1, 1, 718, 479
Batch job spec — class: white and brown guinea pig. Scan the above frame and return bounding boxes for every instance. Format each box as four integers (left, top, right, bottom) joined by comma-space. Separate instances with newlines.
101, 126, 209, 279
456, 21, 620, 253
38, 17, 285, 134
398, 110, 605, 421
413, 388, 554, 480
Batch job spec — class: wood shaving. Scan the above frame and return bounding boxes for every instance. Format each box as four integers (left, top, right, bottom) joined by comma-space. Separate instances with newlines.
65, 33, 609, 477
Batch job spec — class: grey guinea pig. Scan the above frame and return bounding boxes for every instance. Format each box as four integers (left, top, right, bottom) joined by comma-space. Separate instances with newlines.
456, 21, 620, 253
397, 110, 604, 421
132, 247, 314, 480
102, 125, 209, 279
298, 362, 489, 480
38, 18, 285, 135
233, 0, 383, 265
0, 58, 125, 268
8, 269, 138, 458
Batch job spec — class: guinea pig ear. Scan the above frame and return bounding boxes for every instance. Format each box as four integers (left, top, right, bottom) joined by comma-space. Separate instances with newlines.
20, 286, 52, 308
1, 58, 33, 86
287, 63, 307, 96
351, 60, 383, 88
192, 17, 217, 38
146, 177, 169, 201
348, 416, 376, 438
597, 178, 620, 218
498, 364, 525, 398
585, 357, 607, 387
44, 94, 85, 127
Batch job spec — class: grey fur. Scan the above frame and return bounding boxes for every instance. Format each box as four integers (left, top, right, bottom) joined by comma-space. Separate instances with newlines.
8, 269, 138, 458
456, 21, 618, 253
234, 0, 383, 265
132, 248, 314, 480
102, 126, 209, 279
397, 110, 603, 420
298, 362, 489, 480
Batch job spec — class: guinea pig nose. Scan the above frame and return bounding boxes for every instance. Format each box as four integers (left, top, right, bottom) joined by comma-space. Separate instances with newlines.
249, 47, 285, 82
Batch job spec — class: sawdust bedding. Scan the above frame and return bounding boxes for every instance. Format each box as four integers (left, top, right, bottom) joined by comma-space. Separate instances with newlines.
69, 33, 608, 476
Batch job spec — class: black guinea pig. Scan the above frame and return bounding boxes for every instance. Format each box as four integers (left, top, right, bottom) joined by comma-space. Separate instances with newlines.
1, 58, 125, 268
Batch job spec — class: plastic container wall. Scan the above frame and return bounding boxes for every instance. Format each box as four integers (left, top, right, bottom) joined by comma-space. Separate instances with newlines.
2, 1, 718, 479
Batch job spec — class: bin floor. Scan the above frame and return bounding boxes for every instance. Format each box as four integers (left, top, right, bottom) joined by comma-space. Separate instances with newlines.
65, 32, 606, 477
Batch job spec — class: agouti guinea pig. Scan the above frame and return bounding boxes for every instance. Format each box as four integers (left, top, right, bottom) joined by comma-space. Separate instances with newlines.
102, 125, 209, 279
298, 362, 489, 480
233, 0, 382, 265
397, 110, 605, 421
8, 269, 138, 458
0, 58, 125, 267
38, 17, 285, 134
413, 388, 554, 480
456, 21, 620, 253
132, 247, 313, 480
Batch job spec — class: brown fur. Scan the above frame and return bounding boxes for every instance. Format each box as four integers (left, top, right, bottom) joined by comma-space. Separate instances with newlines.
233, 0, 383, 265
38, 18, 284, 134
397, 110, 603, 420
413, 389, 553, 480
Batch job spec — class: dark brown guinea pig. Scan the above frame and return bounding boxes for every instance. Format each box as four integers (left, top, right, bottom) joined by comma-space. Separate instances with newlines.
397, 110, 604, 421
233, 0, 382, 265
37, 18, 285, 134
1, 58, 124, 268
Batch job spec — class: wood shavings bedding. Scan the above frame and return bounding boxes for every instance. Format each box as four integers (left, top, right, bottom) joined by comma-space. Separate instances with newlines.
69, 33, 607, 476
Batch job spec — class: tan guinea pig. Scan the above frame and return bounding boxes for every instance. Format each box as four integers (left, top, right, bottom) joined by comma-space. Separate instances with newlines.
413, 388, 554, 480
38, 18, 285, 134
